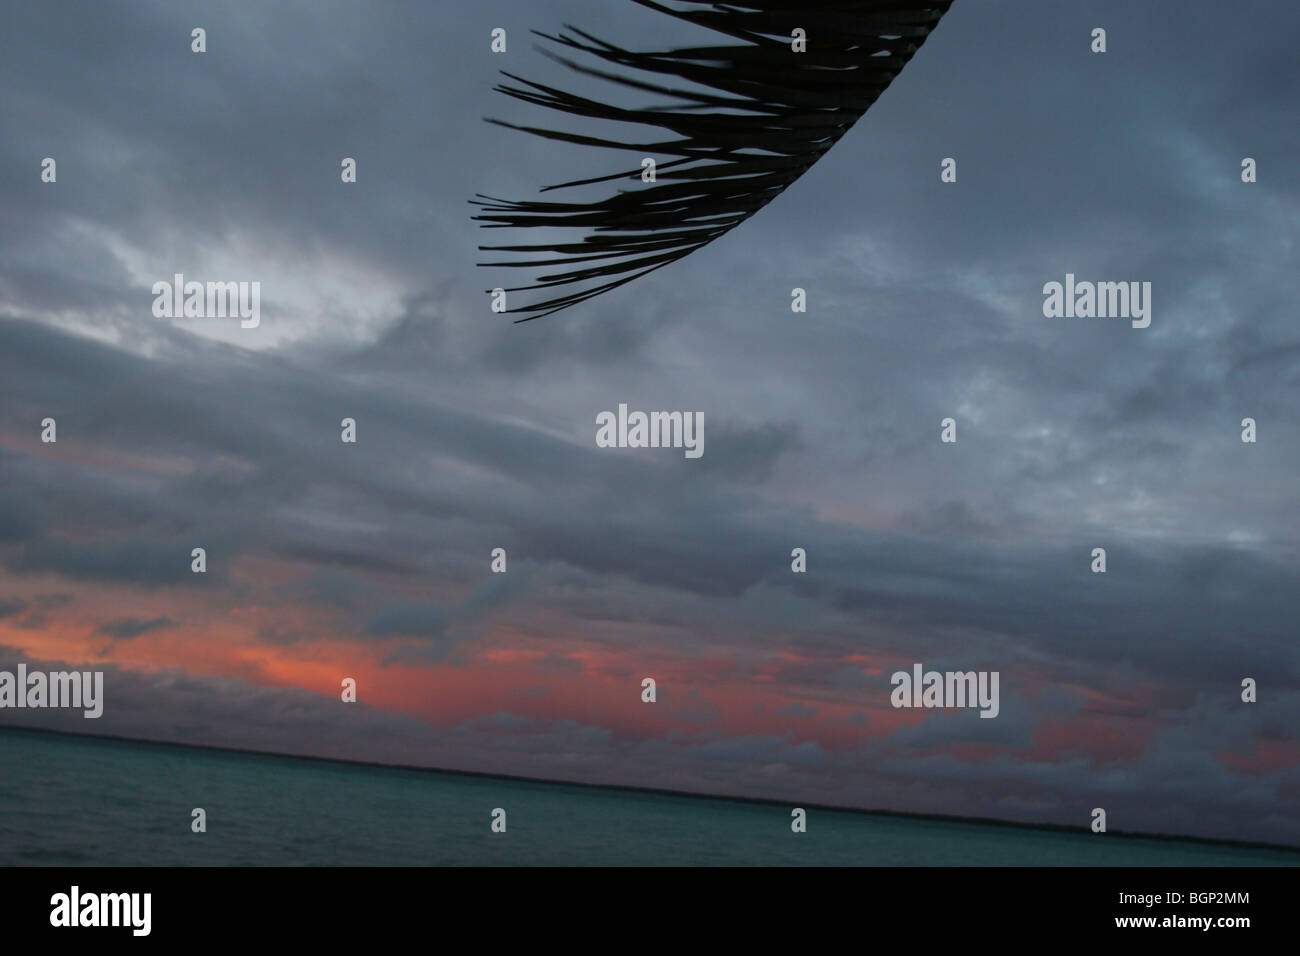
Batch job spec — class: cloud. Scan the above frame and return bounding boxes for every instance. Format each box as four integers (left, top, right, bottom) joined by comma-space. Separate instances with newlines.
96, 616, 177, 639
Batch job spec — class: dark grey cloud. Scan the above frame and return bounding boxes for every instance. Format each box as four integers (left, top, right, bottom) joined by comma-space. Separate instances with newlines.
13, 536, 217, 587
97, 616, 177, 640
364, 601, 450, 640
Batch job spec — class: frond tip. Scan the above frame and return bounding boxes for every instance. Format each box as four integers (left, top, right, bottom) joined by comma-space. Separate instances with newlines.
472, 0, 955, 321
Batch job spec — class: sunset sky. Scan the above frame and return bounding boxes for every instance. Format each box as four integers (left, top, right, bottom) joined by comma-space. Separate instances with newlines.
1, 0, 1298, 846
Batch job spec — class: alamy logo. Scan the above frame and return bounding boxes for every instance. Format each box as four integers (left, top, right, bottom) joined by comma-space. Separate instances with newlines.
1042, 273, 1150, 328
50, 886, 151, 936
0, 664, 103, 718
151, 273, 260, 328
596, 403, 703, 458
890, 663, 999, 718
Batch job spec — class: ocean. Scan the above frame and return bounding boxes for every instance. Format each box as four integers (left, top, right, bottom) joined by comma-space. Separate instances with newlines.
1, 727, 1295, 866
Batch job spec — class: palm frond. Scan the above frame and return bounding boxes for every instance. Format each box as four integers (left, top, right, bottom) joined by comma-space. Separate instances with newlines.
473, 0, 955, 320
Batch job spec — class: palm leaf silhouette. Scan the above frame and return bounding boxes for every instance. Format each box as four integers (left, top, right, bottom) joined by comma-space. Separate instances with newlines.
473, 0, 955, 320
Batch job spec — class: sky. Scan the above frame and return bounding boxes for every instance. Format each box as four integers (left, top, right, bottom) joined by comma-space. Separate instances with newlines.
1, 0, 1298, 846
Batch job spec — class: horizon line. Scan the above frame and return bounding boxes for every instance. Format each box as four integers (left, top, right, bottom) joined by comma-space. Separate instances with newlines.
5, 722, 1298, 856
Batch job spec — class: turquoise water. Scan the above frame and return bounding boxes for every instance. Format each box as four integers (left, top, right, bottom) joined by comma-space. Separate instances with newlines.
1, 727, 1295, 866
